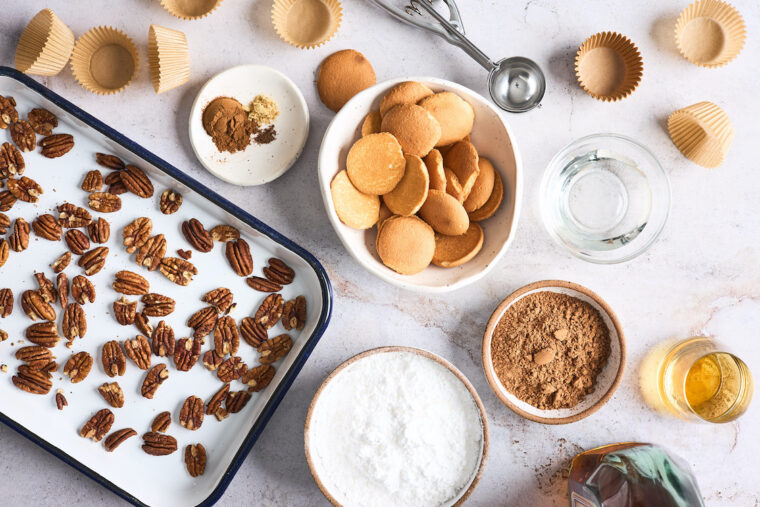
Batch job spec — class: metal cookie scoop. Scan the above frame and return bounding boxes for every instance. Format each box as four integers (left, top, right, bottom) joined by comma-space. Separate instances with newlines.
370, 0, 546, 113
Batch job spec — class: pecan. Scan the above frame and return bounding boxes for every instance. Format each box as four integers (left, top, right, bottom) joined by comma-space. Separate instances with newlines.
57, 203, 91, 228
255, 294, 283, 329
16, 346, 54, 369
263, 258, 295, 285
78, 246, 108, 275
39, 133, 74, 158
121, 164, 154, 198
0, 239, 8, 267
124, 335, 151, 370
104, 170, 122, 185
246, 276, 282, 293
109, 179, 127, 195
123, 217, 152, 253
187, 306, 218, 339
26, 322, 60, 347
152, 320, 175, 356
96, 153, 124, 170
56, 273, 68, 306
202, 350, 223, 371
185, 444, 207, 477
32, 214, 62, 241
240, 317, 267, 347
210, 224, 240, 242
0, 142, 24, 178
0, 191, 16, 212
98, 382, 125, 408
64, 351, 93, 383
0, 288, 12, 318
141, 364, 169, 399
142, 432, 177, 456
214, 316, 239, 356
160, 257, 197, 286
104, 428, 136, 452
62, 303, 86, 340
88, 192, 121, 213
0, 95, 18, 129
205, 383, 230, 417
71, 275, 96, 304
202, 287, 234, 314
28, 108, 57, 135
52, 252, 71, 273
81, 170, 103, 192
174, 337, 201, 372
87, 217, 110, 243
80, 409, 114, 442
21, 289, 55, 321
40, 360, 58, 377
141, 293, 174, 317
159, 189, 182, 214
9, 217, 30, 251
56, 391, 68, 410
182, 218, 213, 252
177, 249, 191, 260
135, 234, 166, 271
0, 213, 8, 234
113, 270, 149, 295
65, 229, 90, 254
113, 296, 137, 325
151, 411, 171, 433
179, 396, 204, 430
35, 272, 56, 303
258, 334, 293, 364
10, 120, 35, 151
224, 239, 253, 276
226, 390, 252, 414
12, 365, 52, 394
282, 296, 307, 331
102, 340, 127, 377
8, 177, 42, 203
135, 312, 153, 336
0, 329, 7, 342
217, 356, 246, 382
242, 364, 275, 392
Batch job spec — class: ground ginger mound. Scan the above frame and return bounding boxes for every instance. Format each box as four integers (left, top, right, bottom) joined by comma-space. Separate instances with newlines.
202, 96, 255, 153
490, 291, 611, 410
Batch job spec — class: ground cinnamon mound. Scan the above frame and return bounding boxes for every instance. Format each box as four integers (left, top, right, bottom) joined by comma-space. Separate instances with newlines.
202, 97, 255, 153
491, 291, 610, 410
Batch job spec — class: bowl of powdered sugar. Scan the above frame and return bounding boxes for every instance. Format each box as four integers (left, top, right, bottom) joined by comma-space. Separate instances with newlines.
305, 347, 489, 507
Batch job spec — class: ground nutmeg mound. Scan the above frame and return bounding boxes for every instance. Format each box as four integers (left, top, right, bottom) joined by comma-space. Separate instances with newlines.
491, 291, 611, 410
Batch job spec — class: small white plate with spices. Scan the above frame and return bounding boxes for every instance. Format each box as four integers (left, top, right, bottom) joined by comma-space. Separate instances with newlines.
188, 64, 309, 186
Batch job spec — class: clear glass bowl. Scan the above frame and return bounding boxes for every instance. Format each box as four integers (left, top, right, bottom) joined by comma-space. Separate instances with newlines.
540, 134, 671, 263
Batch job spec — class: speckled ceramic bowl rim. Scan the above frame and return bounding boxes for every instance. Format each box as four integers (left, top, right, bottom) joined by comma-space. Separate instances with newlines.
481, 280, 626, 425
304, 346, 490, 507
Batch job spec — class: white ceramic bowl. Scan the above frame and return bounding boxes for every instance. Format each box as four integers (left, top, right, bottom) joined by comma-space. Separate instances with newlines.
189, 64, 309, 186
317, 77, 522, 293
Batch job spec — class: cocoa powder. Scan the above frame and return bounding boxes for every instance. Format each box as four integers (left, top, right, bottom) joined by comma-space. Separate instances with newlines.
490, 291, 610, 410
202, 97, 255, 154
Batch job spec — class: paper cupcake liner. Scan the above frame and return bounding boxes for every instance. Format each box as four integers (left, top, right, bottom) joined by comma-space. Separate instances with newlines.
272, 0, 342, 49
159, 0, 223, 20
70, 27, 139, 96
575, 31, 643, 102
675, 0, 746, 68
668, 101, 734, 168
148, 25, 190, 94
15, 9, 75, 76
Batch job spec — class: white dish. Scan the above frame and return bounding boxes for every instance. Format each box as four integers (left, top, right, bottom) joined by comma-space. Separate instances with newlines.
317, 77, 522, 293
189, 64, 309, 186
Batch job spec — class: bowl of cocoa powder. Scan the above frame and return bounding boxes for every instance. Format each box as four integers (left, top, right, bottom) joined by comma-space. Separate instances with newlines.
482, 280, 625, 424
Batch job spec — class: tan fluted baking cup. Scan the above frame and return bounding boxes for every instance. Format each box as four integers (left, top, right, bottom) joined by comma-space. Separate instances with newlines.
70, 27, 139, 95
668, 101, 734, 168
675, 0, 746, 68
575, 31, 643, 102
160, 0, 223, 20
272, 0, 342, 49
148, 25, 190, 94
15, 9, 75, 76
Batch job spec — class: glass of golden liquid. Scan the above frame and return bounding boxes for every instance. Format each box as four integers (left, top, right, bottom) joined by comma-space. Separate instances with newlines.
640, 336, 753, 423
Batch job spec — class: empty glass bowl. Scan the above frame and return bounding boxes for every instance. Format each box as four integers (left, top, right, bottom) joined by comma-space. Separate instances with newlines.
540, 134, 671, 263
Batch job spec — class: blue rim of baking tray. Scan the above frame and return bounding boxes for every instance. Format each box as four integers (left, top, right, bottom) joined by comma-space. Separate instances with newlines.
0, 66, 333, 507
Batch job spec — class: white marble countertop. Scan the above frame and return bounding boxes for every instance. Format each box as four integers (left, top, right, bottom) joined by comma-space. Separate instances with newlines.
2, 1, 760, 505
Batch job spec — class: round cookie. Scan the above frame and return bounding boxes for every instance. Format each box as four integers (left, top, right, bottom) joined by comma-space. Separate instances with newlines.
379, 81, 434, 117
464, 157, 496, 212
346, 133, 405, 195
376, 215, 435, 275
317, 49, 376, 112
419, 92, 475, 147
383, 155, 429, 216
424, 149, 446, 191
330, 170, 380, 229
444, 168, 466, 203
432, 223, 484, 267
380, 103, 441, 157
418, 189, 469, 236
361, 110, 381, 137
443, 140, 480, 196
468, 169, 503, 222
